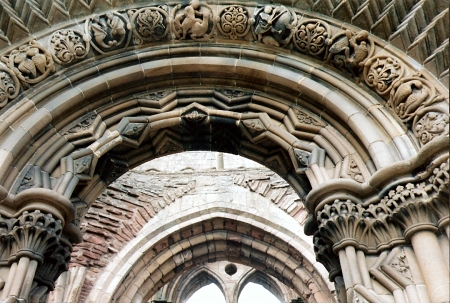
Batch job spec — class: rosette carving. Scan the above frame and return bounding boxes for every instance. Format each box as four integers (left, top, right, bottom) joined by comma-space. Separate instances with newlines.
217, 5, 252, 40
413, 112, 449, 146
49, 30, 90, 65
86, 12, 131, 54
363, 56, 403, 96
253, 5, 297, 47
172, 0, 215, 40
0, 65, 20, 108
293, 19, 331, 58
127, 6, 170, 44
1, 40, 55, 87
326, 29, 374, 77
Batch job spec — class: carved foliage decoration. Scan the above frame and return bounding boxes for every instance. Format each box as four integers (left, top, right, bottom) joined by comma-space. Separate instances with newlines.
293, 19, 331, 58
414, 112, 449, 146
63, 112, 98, 135
182, 108, 209, 127
364, 56, 403, 96
9, 210, 62, 264
127, 6, 170, 44
172, 0, 215, 40
0, 65, 20, 108
293, 108, 323, 126
1, 40, 55, 87
86, 12, 131, 54
217, 5, 252, 40
253, 5, 297, 47
49, 30, 90, 65
326, 29, 373, 77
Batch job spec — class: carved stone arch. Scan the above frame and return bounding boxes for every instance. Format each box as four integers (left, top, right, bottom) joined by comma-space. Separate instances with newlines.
166, 266, 230, 303
88, 204, 334, 303
233, 268, 290, 303
0, 1, 447, 303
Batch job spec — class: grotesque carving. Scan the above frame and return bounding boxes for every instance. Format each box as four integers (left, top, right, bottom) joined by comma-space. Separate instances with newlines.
0, 65, 20, 108
127, 6, 170, 44
86, 12, 131, 54
1, 40, 55, 87
253, 5, 297, 47
293, 20, 331, 58
294, 149, 309, 167
347, 156, 364, 183
182, 109, 209, 127
242, 119, 266, 136
74, 155, 93, 175
217, 5, 252, 40
122, 123, 147, 140
326, 29, 372, 77
364, 56, 403, 96
413, 112, 449, 146
49, 30, 90, 65
172, 0, 215, 40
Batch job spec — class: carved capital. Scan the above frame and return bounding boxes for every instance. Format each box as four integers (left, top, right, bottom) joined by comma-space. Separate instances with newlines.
8, 210, 62, 264
313, 232, 341, 281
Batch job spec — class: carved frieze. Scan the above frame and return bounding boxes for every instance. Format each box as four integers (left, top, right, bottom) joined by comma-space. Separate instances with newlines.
364, 56, 404, 96
1, 40, 55, 87
86, 12, 131, 54
172, 0, 215, 40
293, 19, 330, 58
253, 5, 297, 47
217, 5, 252, 40
127, 6, 170, 44
49, 30, 90, 65
0, 65, 20, 108
326, 29, 373, 77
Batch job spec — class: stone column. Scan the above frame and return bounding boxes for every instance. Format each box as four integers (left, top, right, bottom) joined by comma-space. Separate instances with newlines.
0, 188, 81, 303
391, 199, 449, 303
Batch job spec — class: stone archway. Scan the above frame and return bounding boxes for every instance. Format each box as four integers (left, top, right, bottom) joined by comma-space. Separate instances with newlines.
0, 0, 447, 303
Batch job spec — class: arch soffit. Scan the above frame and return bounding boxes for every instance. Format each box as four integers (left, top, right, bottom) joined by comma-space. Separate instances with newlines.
88, 205, 332, 303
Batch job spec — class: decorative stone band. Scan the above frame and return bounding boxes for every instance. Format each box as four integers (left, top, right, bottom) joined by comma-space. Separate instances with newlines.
0, 2, 448, 147
305, 136, 449, 254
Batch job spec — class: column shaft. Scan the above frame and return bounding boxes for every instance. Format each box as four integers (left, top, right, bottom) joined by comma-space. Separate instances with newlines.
410, 230, 450, 303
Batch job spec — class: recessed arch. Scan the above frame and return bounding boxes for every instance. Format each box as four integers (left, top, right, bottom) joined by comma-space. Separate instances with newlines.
234, 269, 288, 303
